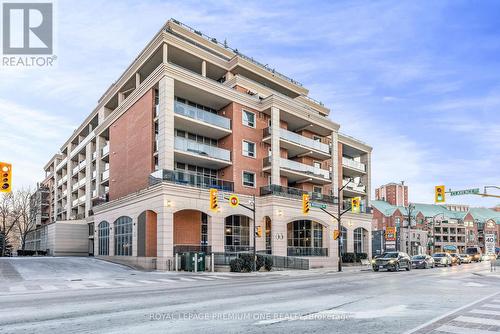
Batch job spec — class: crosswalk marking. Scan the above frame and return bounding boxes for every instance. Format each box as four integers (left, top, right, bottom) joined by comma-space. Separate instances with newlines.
189, 276, 214, 281
156, 278, 175, 282
89, 281, 113, 288
178, 277, 196, 282
435, 324, 498, 334
205, 275, 229, 280
454, 315, 500, 326
112, 280, 138, 286
469, 309, 500, 316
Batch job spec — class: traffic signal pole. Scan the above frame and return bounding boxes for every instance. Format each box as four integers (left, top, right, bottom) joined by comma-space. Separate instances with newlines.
239, 195, 256, 271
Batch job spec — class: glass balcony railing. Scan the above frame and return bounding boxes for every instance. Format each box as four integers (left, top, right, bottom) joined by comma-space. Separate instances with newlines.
174, 101, 231, 130
260, 184, 338, 204
342, 157, 365, 172
280, 158, 330, 179
149, 169, 234, 191
264, 127, 330, 154
101, 169, 109, 181
342, 179, 366, 193
101, 144, 110, 156
174, 137, 230, 161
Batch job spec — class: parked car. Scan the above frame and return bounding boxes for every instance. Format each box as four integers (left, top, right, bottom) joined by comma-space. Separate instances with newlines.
372, 252, 412, 272
411, 255, 435, 269
466, 246, 483, 262
449, 253, 462, 265
459, 254, 472, 263
432, 252, 452, 267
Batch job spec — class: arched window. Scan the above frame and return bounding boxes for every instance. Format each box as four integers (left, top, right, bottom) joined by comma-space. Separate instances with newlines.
114, 216, 133, 256
98, 221, 109, 256
341, 226, 348, 254
354, 227, 368, 254
224, 215, 250, 252
287, 220, 326, 256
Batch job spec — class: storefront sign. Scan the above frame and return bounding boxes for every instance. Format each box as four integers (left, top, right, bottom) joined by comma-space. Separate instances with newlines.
385, 227, 396, 241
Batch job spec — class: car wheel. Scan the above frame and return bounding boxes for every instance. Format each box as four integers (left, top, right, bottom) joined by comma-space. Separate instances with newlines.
395, 263, 400, 272
425, 263, 429, 269
406, 264, 411, 271
373, 268, 379, 272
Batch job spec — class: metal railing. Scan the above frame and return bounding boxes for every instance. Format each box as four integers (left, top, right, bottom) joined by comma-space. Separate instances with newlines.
149, 169, 234, 191
224, 245, 254, 253
260, 184, 338, 204
342, 157, 365, 172
174, 244, 212, 254
287, 247, 328, 257
280, 158, 330, 179
175, 137, 231, 161
212, 251, 310, 270
264, 127, 330, 154
174, 101, 231, 130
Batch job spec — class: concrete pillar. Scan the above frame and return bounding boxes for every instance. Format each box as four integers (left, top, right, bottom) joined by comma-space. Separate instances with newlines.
225, 71, 234, 81
84, 142, 92, 217
157, 76, 175, 170
346, 224, 354, 253
163, 43, 168, 63
271, 106, 280, 185
361, 152, 372, 209
109, 223, 115, 256
201, 60, 207, 77
330, 131, 339, 195
157, 202, 174, 270
210, 212, 224, 253
95, 136, 103, 197
272, 212, 287, 257
132, 216, 138, 257
135, 72, 141, 88
66, 144, 73, 215
118, 92, 125, 104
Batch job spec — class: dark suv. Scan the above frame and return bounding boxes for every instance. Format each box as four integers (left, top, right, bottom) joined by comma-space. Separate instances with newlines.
372, 252, 412, 272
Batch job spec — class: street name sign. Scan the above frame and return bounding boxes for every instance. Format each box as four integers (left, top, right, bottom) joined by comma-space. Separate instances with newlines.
449, 188, 480, 196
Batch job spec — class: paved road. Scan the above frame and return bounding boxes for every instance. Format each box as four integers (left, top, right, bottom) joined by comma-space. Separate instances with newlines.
0, 257, 499, 334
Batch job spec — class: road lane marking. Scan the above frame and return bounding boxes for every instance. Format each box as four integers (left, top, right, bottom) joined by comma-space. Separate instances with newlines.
435, 324, 499, 334
178, 278, 196, 282
189, 276, 213, 281
156, 278, 175, 282
469, 309, 500, 316
482, 303, 500, 309
205, 275, 230, 280
455, 315, 500, 326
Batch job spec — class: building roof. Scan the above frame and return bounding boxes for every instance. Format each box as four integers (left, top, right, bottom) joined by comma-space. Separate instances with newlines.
372, 200, 499, 224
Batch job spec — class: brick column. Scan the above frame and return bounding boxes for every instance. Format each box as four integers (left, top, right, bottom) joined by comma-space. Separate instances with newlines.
157, 76, 175, 170
271, 106, 280, 185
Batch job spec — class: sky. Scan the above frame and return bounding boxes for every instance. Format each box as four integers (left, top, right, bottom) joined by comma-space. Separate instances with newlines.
1, 0, 499, 207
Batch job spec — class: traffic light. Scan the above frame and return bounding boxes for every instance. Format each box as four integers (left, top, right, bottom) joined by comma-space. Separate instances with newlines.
351, 197, 360, 213
256, 226, 262, 237
333, 230, 340, 240
435, 185, 445, 203
0, 162, 12, 193
302, 193, 310, 214
209, 188, 218, 211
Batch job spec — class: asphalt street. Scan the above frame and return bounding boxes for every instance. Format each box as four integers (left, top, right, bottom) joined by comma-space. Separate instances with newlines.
0, 257, 499, 334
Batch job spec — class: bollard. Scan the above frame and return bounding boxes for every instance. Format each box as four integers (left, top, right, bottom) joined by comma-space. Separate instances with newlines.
175, 253, 179, 271
211, 254, 214, 272
194, 253, 198, 273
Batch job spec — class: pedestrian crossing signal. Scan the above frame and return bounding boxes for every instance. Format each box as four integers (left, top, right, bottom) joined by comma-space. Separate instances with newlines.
0, 162, 12, 193
435, 185, 445, 203
209, 188, 218, 211
302, 194, 310, 214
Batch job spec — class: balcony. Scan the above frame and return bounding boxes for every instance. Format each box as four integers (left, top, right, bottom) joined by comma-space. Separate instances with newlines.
72, 160, 86, 175
263, 127, 330, 159
57, 174, 68, 187
342, 157, 366, 175
174, 137, 231, 169
101, 144, 110, 157
149, 169, 234, 191
264, 156, 330, 185
260, 184, 337, 204
101, 169, 109, 182
55, 157, 67, 171
174, 101, 231, 139
70, 131, 95, 159
342, 179, 366, 196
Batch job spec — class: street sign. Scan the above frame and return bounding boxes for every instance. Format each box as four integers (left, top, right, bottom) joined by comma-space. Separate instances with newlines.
449, 188, 480, 196
228, 194, 239, 208
311, 202, 327, 209
485, 233, 496, 255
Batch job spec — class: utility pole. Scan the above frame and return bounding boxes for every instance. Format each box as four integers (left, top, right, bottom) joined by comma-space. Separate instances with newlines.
406, 203, 415, 256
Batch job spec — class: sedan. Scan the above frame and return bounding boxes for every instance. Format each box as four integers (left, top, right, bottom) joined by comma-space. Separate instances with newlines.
372, 252, 412, 272
450, 253, 462, 265
411, 255, 435, 269
459, 254, 472, 263
432, 252, 452, 267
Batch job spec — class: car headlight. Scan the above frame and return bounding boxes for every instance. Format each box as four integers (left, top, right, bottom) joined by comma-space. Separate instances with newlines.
371, 259, 376, 264
389, 259, 395, 263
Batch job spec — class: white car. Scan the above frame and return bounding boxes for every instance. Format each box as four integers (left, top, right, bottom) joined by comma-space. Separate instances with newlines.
432, 253, 452, 267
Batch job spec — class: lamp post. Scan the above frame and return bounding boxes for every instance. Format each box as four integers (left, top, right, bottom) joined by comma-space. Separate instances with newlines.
320, 177, 364, 272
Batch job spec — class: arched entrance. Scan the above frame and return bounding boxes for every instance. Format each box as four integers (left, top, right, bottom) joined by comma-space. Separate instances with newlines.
354, 227, 369, 254
98, 221, 109, 256
224, 214, 252, 252
137, 210, 157, 257
114, 216, 132, 256
173, 209, 210, 253
287, 220, 327, 256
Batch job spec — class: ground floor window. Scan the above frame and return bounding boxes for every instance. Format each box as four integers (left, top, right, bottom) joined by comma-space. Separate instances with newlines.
114, 216, 132, 256
354, 227, 368, 254
225, 215, 250, 251
287, 220, 326, 256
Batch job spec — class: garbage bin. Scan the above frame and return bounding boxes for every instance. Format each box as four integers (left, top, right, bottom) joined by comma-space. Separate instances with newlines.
197, 252, 206, 272
180, 252, 195, 271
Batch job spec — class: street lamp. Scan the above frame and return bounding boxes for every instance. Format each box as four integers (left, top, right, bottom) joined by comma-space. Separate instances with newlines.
321, 177, 364, 272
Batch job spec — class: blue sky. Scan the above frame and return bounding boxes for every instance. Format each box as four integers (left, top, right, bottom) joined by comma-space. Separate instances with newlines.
1, 0, 499, 207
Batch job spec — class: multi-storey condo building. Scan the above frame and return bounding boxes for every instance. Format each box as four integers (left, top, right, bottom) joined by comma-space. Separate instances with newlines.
375, 182, 408, 207
32, 19, 373, 269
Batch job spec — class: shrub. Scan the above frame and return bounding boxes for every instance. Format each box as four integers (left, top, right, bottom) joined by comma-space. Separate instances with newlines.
264, 257, 273, 271
342, 252, 356, 263
255, 255, 265, 271
238, 253, 254, 272
355, 252, 368, 262
230, 258, 244, 272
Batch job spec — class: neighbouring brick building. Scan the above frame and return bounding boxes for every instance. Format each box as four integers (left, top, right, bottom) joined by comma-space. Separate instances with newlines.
375, 182, 408, 207
27, 19, 373, 270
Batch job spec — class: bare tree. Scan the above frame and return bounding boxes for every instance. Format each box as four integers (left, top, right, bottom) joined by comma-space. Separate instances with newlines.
15, 188, 39, 251
0, 192, 21, 256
